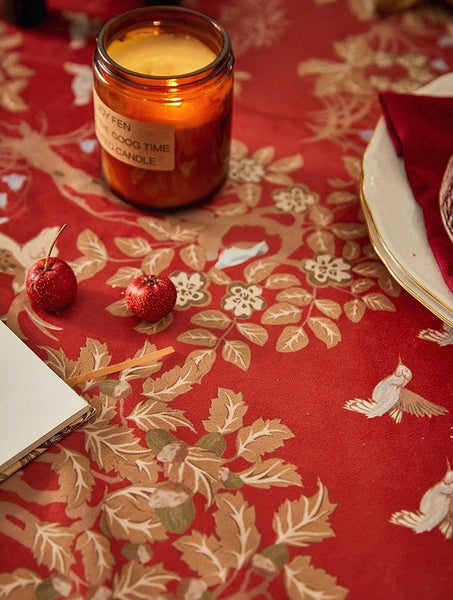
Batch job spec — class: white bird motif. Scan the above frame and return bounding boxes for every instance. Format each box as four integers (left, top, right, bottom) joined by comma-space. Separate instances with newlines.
344, 359, 448, 423
390, 464, 453, 539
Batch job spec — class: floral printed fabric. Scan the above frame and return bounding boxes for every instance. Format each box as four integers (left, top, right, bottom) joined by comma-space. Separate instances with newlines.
0, 1, 452, 599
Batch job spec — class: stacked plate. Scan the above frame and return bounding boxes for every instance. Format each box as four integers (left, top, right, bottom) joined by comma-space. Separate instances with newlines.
360, 74, 453, 326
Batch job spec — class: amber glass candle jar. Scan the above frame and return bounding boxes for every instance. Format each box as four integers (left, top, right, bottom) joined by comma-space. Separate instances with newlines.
93, 6, 234, 210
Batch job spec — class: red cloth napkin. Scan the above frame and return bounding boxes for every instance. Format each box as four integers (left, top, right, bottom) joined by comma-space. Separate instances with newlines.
378, 92, 453, 292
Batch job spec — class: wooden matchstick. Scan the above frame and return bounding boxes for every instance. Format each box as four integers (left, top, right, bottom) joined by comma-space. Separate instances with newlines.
66, 345, 175, 386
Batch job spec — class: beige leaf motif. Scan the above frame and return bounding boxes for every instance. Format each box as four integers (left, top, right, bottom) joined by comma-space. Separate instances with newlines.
342, 240, 361, 261
253, 145, 275, 164
236, 322, 268, 346
141, 248, 175, 275
237, 182, 262, 206
106, 298, 131, 318
309, 205, 334, 227
239, 458, 303, 488
284, 555, 348, 600
265, 273, 301, 289
106, 266, 142, 288
274, 479, 336, 547
113, 561, 178, 599
362, 292, 396, 312
332, 222, 367, 240
141, 349, 216, 402
75, 531, 114, 586
191, 310, 232, 330
236, 418, 294, 462
326, 190, 356, 204
180, 243, 206, 271
103, 488, 167, 543
128, 399, 194, 432
208, 267, 232, 285
350, 277, 375, 294
137, 216, 174, 241
84, 418, 147, 474
202, 388, 247, 434
314, 299, 342, 319
262, 302, 301, 325
166, 447, 224, 505
244, 258, 278, 284
277, 326, 310, 352
71, 255, 106, 282
307, 317, 341, 348
51, 447, 94, 509
178, 328, 218, 347
77, 338, 112, 390
276, 287, 313, 307
0, 568, 41, 600
174, 531, 228, 586
41, 345, 78, 380
214, 491, 261, 570
352, 260, 386, 278
32, 522, 75, 573
268, 154, 303, 172
378, 272, 400, 297
306, 231, 336, 255
77, 229, 107, 260
344, 298, 366, 323
114, 236, 151, 257
222, 339, 251, 371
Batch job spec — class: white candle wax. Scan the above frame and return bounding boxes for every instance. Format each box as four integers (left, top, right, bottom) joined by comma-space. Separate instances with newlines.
107, 29, 216, 76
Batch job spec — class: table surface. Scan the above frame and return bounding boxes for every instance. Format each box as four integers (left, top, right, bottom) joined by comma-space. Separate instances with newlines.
0, 1, 452, 599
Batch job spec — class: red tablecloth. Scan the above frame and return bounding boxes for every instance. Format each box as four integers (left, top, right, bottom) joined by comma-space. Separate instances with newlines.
0, 1, 452, 599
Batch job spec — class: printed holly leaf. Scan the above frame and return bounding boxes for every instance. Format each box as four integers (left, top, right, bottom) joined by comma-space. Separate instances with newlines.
344, 298, 365, 323
307, 317, 341, 348
114, 236, 151, 257
103, 487, 167, 543
128, 399, 194, 432
244, 258, 279, 284
32, 522, 75, 573
51, 447, 94, 508
0, 569, 41, 600
274, 479, 336, 547
261, 302, 301, 325
214, 491, 260, 570
191, 310, 232, 330
239, 458, 303, 488
236, 418, 294, 462
174, 531, 228, 586
222, 339, 251, 371
142, 350, 216, 402
236, 322, 268, 346
202, 388, 248, 434
277, 326, 309, 352
180, 243, 206, 270
284, 555, 348, 600
75, 531, 114, 586
141, 248, 175, 275
113, 562, 178, 599
166, 447, 224, 506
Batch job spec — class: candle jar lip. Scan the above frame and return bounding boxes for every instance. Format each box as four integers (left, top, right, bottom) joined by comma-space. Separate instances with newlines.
96, 5, 232, 86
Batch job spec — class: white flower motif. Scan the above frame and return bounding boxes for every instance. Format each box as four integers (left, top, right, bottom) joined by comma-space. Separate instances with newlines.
222, 282, 265, 318
272, 184, 318, 213
304, 253, 352, 286
229, 157, 266, 183
170, 271, 209, 309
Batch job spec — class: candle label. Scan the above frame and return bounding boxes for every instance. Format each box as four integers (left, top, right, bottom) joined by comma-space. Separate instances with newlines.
93, 90, 175, 171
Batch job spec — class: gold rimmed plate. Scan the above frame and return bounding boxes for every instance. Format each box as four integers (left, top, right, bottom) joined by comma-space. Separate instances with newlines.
360, 73, 453, 326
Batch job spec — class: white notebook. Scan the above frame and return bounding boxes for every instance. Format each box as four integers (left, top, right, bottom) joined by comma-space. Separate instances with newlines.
0, 322, 94, 479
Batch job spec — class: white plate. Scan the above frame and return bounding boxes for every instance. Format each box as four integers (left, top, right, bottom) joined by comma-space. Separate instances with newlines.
360, 74, 453, 326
